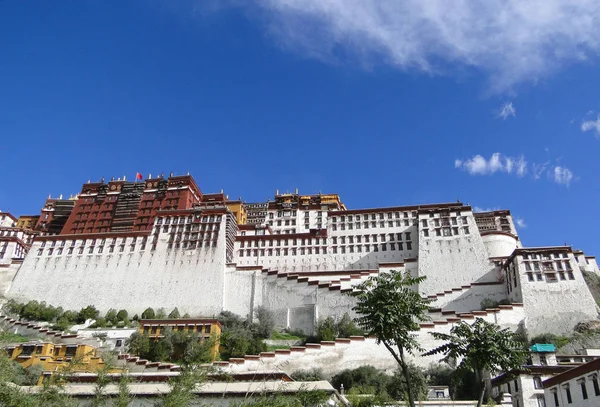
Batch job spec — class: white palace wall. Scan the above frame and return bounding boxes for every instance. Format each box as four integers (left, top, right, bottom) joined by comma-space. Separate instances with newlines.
8, 220, 229, 316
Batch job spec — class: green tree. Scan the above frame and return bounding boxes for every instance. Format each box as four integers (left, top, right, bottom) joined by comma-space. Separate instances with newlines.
116, 309, 129, 322
141, 307, 156, 319
424, 318, 528, 407
115, 373, 132, 407
312, 316, 336, 342
350, 270, 431, 407
336, 312, 363, 338
331, 366, 389, 396
168, 307, 181, 319
291, 368, 325, 382
254, 306, 275, 339
156, 308, 167, 319
77, 305, 100, 323
104, 309, 117, 326
126, 332, 151, 358
387, 364, 428, 401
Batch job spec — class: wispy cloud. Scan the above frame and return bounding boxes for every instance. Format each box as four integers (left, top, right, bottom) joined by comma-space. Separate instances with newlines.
553, 166, 573, 186
212, 1, 600, 91
581, 115, 600, 137
454, 153, 527, 177
497, 102, 516, 120
515, 218, 527, 229
455, 153, 574, 187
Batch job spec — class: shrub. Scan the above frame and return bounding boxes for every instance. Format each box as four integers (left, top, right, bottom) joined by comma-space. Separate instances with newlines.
77, 305, 100, 323
291, 368, 325, 382
141, 308, 155, 320
116, 309, 129, 322
254, 306, 275, 339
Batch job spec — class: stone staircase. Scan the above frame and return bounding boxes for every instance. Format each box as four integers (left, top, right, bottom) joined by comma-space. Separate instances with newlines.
213, 302, 525, 376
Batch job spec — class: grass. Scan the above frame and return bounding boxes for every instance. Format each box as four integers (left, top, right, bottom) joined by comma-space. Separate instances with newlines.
270, 331, 304, 340
0, 330, 29, 344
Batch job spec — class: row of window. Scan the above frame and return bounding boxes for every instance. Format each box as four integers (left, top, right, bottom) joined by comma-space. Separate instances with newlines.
332, 212, 416, 222
526, 271, 575, 282
524, 260, 572, 272
142, 324, 212, 335
37, 242, 151, 256
421, 217, 468, 227
238, 242, 413, 257
550, 374, 600, 405
331, 219, 417, 230
156, 215, 222, 225
523, 252, 569, 260
423, 226, 470, 237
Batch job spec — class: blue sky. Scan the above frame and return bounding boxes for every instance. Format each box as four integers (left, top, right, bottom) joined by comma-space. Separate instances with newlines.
1, 1, 599, 253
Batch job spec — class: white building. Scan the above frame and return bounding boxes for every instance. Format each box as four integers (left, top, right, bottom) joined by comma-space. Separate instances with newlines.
3, 183, 600, 370
543, 358, 600, 407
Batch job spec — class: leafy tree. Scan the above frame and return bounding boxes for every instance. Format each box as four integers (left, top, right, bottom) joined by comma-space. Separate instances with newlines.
332, 366, 389, 396
182, 313, 191, 318
77, 305, 100, 323
350, 270, 431, 407
126, 332, 151, 357
254, 306, 275, 338
156, 308, 167, 319
424, 318, 528, 407
105, 309, 118, 326
132, 314, 139, 321
90, 317, 107, 328
312, 316, 336, 342
336, 312, 363, 338
116, 309, 129, 322
168, 307, 181, 319
387, 364, 428, 401
218, 311, 268, 360
291, 368, 325, 381
141, 307, 156, 319
115, 373, 132, 407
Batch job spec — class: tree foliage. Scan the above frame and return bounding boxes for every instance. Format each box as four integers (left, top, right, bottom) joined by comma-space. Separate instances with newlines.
291, 368, 326, 382
218, 311, 268, 360
308, 313, 363, 342
424, 318, 528, 407
350, 270, 431, 407
141, 307, 156, 319
126, 329, 216, 364
254, 306, 275, 339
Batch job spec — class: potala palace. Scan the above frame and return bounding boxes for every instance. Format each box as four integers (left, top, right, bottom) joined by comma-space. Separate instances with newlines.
1, 174, 599, 371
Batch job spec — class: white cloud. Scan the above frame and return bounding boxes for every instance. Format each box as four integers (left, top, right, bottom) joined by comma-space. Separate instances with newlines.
455, 153, 573, 186
216, 1, 600, 91
455, 153, 526, 176
497, 102, 516, 119
581, 115, 600, 137
515, 218, 527, 228
553, 166, 573, 186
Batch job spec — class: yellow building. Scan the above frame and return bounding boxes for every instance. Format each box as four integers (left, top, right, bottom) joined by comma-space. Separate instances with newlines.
16, 215, 40, 230
138, 318, 222, 360
225, 201, 247, 225
5, 342, 119, 385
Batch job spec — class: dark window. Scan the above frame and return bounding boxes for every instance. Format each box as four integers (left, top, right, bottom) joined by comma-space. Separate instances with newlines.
593, 375, 600, 396
581, 381, 588, 399
65, 347, 77, 357
553, 391, 559, 407
565, 386, 572, 404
